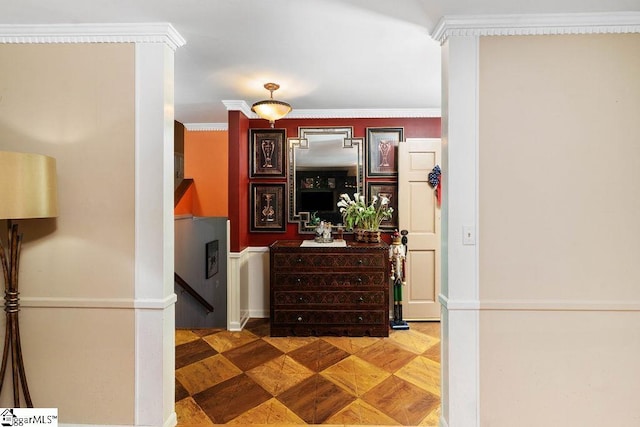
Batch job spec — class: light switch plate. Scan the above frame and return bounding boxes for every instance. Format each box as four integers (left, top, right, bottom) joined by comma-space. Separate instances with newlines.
463, 225, 476, 245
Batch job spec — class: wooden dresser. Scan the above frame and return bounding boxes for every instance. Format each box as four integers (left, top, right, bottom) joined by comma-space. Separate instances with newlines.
269, 240, 389, 337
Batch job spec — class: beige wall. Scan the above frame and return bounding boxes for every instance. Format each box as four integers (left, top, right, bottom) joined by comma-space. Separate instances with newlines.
0, 44, 136, 423
479, 34, 640, 426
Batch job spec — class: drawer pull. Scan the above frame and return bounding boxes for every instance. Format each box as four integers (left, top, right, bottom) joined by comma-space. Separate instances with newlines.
357, 316, 363, 322
298, 297, 304, 303
296, 278, 302, 285
296, 257, 303, 264
357, 259, 363, 265
358, 296, 364, 303
356, 277, 362, 284
297, 316, 303, 322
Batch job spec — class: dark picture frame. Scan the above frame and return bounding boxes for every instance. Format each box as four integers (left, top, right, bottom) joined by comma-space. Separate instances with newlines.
367, 181, 398, 230
250, 183, 286, 232
366, 127, 404, 177
205, 240, 219, 279
250, 129, 286, 178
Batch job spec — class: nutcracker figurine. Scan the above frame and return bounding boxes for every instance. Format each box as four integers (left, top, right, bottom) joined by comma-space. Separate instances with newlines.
389, 230, 409, 330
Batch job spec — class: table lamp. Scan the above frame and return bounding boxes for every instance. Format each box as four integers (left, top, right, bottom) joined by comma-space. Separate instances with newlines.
0, 151, 58, 407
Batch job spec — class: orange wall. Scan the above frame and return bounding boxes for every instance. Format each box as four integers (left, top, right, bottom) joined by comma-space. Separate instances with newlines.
184, 130, 229, 217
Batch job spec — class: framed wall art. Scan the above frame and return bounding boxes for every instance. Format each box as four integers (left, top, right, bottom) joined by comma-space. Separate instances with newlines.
366, 127, 404, 177
250, 129, 286, 178
205, 240, 219, 279
367, 181, 398, 230
250, 183, 286, 232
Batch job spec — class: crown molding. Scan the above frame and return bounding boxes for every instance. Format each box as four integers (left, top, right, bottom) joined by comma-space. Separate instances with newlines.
0, 23, 186, 50
221, 100, 440, 120
432, 12, 640, 43
184, 123, 228, 132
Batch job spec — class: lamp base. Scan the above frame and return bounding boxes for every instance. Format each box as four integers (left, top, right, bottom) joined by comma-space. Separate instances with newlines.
0, 221, 33, 407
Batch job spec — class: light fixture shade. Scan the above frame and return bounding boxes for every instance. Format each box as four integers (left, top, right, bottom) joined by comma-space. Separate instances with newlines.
251, 82, 292, 126
0, 151, 58, 219
251, 100, 292, 122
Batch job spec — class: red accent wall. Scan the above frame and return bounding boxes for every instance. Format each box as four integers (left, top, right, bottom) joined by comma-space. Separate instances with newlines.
229, 115, 441, 250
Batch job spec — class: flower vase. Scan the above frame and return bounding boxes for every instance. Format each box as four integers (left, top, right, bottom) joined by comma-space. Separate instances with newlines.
354, 229, 381, 243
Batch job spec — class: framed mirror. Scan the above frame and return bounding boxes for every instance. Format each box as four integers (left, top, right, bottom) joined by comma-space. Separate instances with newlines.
288, 127, 364, 233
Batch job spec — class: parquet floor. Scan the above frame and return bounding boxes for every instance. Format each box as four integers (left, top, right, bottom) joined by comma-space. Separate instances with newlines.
175, 319, 441, 426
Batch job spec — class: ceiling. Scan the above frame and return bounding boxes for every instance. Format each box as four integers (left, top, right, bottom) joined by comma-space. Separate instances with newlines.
1, 0, 637, 125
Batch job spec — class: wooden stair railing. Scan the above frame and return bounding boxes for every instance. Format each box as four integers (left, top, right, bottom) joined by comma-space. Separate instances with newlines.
174, 273, 214, 313
174, 178, 194, 208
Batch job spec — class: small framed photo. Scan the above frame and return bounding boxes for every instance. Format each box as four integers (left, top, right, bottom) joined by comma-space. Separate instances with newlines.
250, 129, 286, 178
250, 183, 287, 232
205, 240, 219, 279
367, 181, 398, 230
366, 127, 404, 177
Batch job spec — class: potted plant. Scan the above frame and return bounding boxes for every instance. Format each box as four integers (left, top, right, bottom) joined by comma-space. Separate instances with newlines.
337, 192, 393, 242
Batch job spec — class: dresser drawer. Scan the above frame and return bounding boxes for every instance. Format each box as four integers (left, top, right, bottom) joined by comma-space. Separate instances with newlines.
272, 271, 387, 288
272, 310, 387, 325
273, 290, 386, 306
273, 252, 386, 269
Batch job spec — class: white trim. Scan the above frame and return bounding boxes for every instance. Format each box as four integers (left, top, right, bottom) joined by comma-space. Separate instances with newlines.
248, 246, 270, 253
249, 309, 269, 318
440, 415, 450, 427
21, 294, 177, 309
432, 12, 640, 43
283, 108, 441, 119
184, 123, 228, 132
441, 296, 640, 312
220, 100, 441, 120
0, 23, 186, 50
221, 100, 254, 117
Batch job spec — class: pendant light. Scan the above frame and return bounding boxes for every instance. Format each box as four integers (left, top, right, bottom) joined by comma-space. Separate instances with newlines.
251, 83, 292, 127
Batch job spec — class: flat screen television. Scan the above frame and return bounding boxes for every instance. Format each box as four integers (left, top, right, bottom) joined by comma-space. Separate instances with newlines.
299, 191, 335, 212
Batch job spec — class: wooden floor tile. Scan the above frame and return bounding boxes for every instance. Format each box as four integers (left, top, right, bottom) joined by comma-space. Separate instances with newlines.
175, 379, 189, 402
246, 354, 314, 396
395, 355, 441, 396
362, 375, 439, 426
176, 397, 215, 426
223, 339, 283, 371
407, 321, 440, 338
176, 339, 218, 369
175, 329, 200, 346
226, 397, 306, 425
356, 340, 418, 373
277, 374, 356, 424
175, 354, 242, 395
194, 373, 272, 424
325, 398, 401, 425
288, 339, 350, 372
203, 330, 259, 353
389, 329, 440, 354
420, 405, 441, 426
320, 355, 390, 396
262, 336, 318, 353
423, 340, 441, 362
321, 336, 380, 354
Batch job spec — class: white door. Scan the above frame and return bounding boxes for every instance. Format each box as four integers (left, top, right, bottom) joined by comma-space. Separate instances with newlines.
398, 138, 441, 320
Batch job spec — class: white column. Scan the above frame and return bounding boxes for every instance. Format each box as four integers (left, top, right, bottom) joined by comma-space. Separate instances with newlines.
134, 40, 180, 427
439, 35, 480, 427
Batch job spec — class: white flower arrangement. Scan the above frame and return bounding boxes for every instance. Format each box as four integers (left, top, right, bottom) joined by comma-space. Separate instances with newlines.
337, 192, 393, 231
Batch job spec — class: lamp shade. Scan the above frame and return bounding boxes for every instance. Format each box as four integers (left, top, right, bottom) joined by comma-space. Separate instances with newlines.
0, 151, 58, 219
251, 83, 292, 127
251, 100, 292, 123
